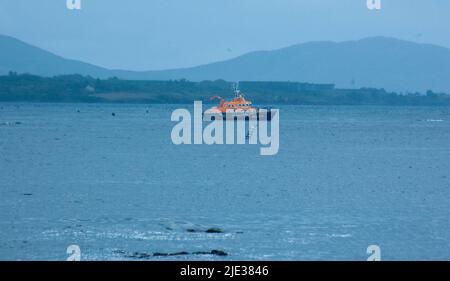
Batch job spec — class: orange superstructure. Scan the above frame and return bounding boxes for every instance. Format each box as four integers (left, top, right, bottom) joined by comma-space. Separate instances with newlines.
210, 93, 255, 113
203, 83, 273, 120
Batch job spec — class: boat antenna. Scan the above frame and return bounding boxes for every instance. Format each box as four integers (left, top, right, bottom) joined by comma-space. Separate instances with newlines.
234, 81, 240, 97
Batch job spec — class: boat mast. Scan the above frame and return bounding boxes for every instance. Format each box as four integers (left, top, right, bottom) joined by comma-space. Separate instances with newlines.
234, 81, 240, 98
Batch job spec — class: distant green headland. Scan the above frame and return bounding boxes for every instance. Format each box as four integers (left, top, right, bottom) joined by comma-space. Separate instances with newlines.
1, 72, 449, 106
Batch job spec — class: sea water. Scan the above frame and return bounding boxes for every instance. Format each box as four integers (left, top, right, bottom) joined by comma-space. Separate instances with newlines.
0, 103, 449, 260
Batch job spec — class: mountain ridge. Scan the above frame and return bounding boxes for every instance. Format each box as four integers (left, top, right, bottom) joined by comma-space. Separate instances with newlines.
1, 34, 449, 93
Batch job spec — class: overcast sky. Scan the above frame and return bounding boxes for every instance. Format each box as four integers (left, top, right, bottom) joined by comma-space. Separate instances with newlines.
0, 0, 449, 70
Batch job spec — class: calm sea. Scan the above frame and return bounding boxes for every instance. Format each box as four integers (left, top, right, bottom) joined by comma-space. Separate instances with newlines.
0, 103, 449, 260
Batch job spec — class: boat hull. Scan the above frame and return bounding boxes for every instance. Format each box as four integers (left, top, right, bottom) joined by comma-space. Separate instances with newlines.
203, 109, 274, 121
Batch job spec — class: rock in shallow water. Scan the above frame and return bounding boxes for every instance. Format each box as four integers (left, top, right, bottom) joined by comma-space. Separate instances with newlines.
120, 249, 227, 259
186, 227, 224, 233
205, 228, 224, 233
126, 252, 152, 259
192, 250, 228, 256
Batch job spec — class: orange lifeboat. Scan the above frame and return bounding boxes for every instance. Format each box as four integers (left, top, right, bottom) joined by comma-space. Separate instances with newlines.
204, 84, 272, 120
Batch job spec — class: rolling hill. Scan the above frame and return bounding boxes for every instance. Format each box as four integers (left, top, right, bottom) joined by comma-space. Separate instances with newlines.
1, 34, 449, 93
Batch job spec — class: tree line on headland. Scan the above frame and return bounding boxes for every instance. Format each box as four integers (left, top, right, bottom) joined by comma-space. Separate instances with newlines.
1, 72, 449, 106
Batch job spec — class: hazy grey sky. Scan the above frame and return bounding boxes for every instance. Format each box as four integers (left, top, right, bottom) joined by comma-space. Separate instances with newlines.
0, 0, 449, 70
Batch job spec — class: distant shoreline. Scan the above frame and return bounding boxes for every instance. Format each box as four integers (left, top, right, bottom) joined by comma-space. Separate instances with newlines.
2, 101, 450, 108
1, 73, 450, 106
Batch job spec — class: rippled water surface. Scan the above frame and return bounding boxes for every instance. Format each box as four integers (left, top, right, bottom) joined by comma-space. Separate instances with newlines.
0, 103, 449, 260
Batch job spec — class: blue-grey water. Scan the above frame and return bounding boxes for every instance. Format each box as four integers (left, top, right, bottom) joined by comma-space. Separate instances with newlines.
0, 103, 449, 261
